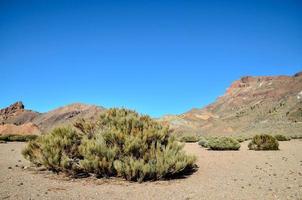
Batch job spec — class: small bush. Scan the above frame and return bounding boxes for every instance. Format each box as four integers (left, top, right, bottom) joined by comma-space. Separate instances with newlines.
0, 134, 38, 142
179, 135, 199, 143
22, 108, 196, 182
274, 134, 290, 141
248, 134, 279, 150
290, 135, 302, 139
207, 137, 240, 150
234, 135, 251, 143
198, 137, 209, 148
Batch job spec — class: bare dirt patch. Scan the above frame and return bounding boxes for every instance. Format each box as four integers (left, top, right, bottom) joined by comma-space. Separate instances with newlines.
1, 140, 302, 200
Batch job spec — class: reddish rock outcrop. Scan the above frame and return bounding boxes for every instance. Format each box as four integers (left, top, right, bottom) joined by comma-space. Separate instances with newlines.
0, 123, 40, 135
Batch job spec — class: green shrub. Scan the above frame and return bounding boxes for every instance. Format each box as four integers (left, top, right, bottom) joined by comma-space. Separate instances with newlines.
207, 137, 240, 150
22, 127, 82, 173
290, 135, 302, 139
234, 135, 251, 143
198, 137, 209, 148
0, 134, 38, 142
0, 135, 9, 141
22, 108, 196, 182
248, 134, 279, 150
274, 134, 290, 141
179, 135, 199, 143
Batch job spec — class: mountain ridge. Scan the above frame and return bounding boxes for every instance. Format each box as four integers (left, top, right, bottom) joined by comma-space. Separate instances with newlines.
161, 72, 302, 137
1, 71, 301, 137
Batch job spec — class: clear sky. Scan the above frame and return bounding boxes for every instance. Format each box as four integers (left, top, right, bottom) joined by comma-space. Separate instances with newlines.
0, 0, 301, 117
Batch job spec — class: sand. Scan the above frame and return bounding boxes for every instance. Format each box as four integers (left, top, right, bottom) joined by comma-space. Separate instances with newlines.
1, 140, 302, 200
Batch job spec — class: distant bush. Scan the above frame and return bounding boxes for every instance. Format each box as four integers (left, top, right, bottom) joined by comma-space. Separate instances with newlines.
22, 108, 196, 182
290, 135, 302, 139
207, 137, 240, 150
274, 134, 290, 141
179, 135, 199, 143
234, 135, 251, 143
0, 134, 38, 142
248, 134, 279, 150
198, 137, 209, 148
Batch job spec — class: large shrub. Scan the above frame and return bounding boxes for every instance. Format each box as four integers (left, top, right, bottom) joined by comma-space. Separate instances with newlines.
248, 134, 279, 150
22, 108, 196, 182
207, 137, 240, 150
274, 134, 290, 141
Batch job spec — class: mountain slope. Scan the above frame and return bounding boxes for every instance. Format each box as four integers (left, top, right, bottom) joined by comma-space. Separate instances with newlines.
32, 103, 105, 132
161, 72, 302, 137
0, 102, 105, 135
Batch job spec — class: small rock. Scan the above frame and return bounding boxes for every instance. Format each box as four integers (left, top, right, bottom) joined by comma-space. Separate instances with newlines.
18, 160, 21, 163
15, 165, 19, 167
8, 166, 12, 169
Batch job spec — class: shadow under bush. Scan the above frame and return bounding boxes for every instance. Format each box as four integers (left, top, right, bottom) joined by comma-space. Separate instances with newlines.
22, 108, 197, 182
0, 134, 38, 142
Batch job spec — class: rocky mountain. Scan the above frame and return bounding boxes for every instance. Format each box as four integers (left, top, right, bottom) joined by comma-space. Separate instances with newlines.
0, 102, 105, 135
0, 101, 40, 125
1, 71, 302, 137
161, 72, 302, 137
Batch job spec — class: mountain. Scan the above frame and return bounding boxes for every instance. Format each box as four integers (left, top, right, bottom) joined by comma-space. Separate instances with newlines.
32, 103, 105, 132
160, 72, 302, 137
1, 71, 301, 137
0, 101, 40, 125
0, 102, 105, 135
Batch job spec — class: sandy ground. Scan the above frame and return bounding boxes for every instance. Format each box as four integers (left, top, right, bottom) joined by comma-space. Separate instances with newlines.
0, 140, 302, 200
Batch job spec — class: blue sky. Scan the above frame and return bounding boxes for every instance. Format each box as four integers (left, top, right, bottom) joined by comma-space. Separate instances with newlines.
0, 0, 301, 117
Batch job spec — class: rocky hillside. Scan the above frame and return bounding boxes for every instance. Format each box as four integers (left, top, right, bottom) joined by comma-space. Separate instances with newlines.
0, 101, 39, 125
1, 72, 301, 137
0, 102, 105, 135
32, 103, 105, 132
161, 72, 302, 137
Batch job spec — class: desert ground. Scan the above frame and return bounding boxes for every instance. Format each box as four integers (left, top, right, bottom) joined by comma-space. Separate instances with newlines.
1, 140, 302, 200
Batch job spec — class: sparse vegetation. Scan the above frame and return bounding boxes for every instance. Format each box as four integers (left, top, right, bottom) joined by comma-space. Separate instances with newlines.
274, 134, 290, 141
179, 135, 199, 143
207, 137, 240, 150
22, 108, 196, 182
0, 134, 38, 142
248, 134, 279, 150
